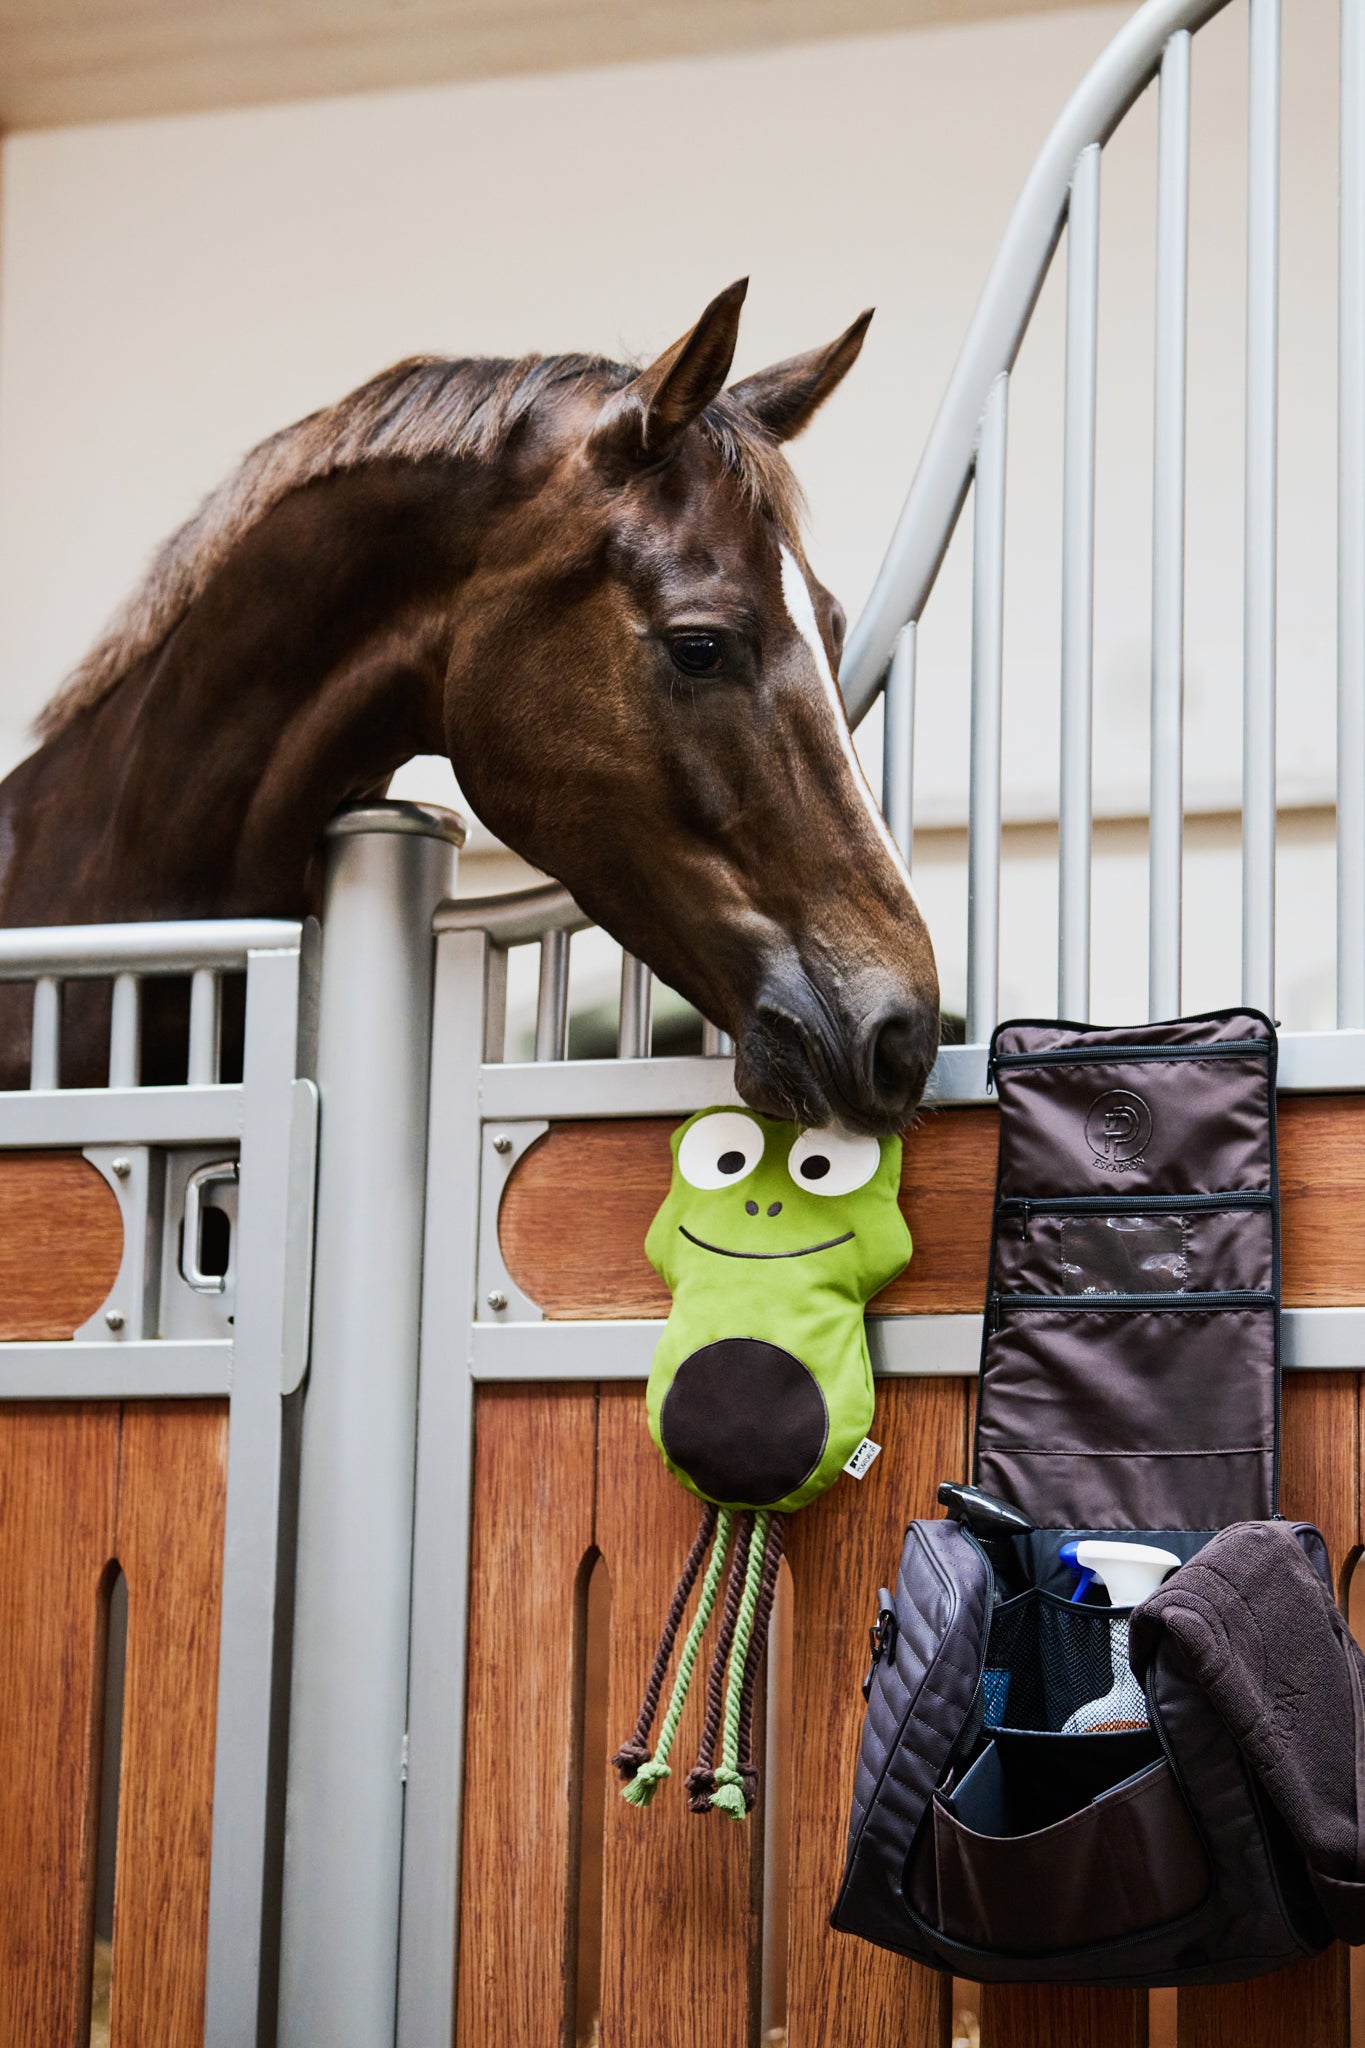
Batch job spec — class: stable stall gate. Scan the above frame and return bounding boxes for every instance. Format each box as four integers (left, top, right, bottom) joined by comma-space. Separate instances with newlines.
4, 809, 1365, 2048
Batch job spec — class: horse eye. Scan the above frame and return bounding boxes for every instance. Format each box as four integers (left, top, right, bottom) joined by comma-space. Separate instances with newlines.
669, 632, 725, 678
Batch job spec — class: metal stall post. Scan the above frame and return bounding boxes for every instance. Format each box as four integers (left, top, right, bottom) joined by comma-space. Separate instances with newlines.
278, 801, 464, 2048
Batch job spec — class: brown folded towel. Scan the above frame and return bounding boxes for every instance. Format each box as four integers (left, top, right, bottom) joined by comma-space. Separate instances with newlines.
1128, 1521, 1365, 1933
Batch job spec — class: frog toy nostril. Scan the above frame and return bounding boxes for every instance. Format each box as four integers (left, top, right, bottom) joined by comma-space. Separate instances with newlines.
767, 1201, 783, 1217
745, 1199, 759, 1215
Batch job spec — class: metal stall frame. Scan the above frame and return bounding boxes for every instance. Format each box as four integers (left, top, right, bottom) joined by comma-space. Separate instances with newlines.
0, 915, 315, 2048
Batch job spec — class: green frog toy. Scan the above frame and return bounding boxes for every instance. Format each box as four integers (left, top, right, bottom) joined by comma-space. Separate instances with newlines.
613, 1107, 910, 1818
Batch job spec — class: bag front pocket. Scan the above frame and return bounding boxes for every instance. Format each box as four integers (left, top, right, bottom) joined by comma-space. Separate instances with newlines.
929, 1742, 1209, 1954
976, 1303, 1276, 1527
993, 1195, 1274, 1298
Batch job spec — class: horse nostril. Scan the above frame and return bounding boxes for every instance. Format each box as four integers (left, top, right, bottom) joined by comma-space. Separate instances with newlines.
869, 1003, 939, 1115
768, 1201, 783, 1217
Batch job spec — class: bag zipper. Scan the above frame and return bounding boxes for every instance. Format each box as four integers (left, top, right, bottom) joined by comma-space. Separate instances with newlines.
987, 1036, 1269, 1090
990, 1288, 1274, 1330
1000, 1189, 1272, 1241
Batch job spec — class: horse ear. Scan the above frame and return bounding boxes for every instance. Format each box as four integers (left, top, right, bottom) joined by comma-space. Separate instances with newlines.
728, 309, 874, 442
591, 279, 748, 470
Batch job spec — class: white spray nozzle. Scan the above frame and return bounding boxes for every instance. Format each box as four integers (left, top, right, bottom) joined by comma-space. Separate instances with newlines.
1074, 1540, 1180, 1609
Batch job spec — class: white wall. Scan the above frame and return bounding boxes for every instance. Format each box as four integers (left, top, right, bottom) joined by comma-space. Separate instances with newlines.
0, 0, 1346, 1035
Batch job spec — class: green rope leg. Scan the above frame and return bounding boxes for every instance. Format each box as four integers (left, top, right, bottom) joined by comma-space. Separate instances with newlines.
709, 1509, 770, 1818
621, 1508, 732, 1808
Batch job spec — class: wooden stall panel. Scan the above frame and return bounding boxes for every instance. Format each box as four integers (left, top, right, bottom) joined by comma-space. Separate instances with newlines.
456, 1385, 598, 2048
499, 1110, 1000, 1321
0, 1151, 123, 1339
109, 1400, 228, 2048
0, 1404, 120, 2043
596, 1385, 760, 2048
499, 1098, 1365, 1322
785, 1376, 966, 2048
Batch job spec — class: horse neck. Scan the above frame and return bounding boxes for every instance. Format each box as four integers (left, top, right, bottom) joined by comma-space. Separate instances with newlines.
22, 458, 497, 925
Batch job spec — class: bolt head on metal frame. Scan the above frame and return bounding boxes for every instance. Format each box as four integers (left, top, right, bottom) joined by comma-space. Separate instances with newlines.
112, 1156, 132, 1178
486, 1290, 508, 1312
105, 1308, 125, 1330
492, 1133, 512, 1155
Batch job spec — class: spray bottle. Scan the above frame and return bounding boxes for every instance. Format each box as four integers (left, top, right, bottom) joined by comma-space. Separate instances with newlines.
1060, 1540, 1180, 1733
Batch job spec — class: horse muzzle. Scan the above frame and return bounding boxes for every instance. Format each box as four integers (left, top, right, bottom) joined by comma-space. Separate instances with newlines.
733, 976, 940, 1137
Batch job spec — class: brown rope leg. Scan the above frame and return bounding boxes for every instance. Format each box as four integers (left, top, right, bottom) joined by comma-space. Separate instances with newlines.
684, 1512, 753, 1812
612, 1501, 718, 1783
734, 1512, 786, 1812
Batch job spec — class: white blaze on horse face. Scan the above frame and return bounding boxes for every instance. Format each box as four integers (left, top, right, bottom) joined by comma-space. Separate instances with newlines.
778, 545, 919, 911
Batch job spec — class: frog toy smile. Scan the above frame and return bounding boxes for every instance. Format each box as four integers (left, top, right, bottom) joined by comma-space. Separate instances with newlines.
613, 1107, 910, 1818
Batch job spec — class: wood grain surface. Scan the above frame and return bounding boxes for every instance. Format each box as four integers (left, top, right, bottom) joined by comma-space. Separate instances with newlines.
0, 1151, 124, 1339
979, 1982, 1150, 2047
0, 1404, 120, 2044
595, 1382, 760, 2046
108, 1401, 227, 2048
784, 1376, 965, 2048
455, 1384, 598, 2048
498, 1096, 1365, 1320
0, 1401, 226, 2047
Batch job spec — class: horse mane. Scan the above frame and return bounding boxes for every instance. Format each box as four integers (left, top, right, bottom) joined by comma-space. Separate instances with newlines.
37, 352, 803, 740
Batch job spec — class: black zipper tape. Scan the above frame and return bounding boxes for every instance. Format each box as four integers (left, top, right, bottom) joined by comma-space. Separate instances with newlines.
990, 1288, 1275, 1330
988, 1037, 1270, 1090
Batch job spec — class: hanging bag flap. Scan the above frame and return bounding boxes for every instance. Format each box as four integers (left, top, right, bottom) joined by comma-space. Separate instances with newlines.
1128, 1520, 1365, 1941
974, 1009, 1279, 1530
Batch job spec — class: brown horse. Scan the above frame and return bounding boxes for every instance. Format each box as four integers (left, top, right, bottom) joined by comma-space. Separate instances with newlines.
0, 280, 938, 1130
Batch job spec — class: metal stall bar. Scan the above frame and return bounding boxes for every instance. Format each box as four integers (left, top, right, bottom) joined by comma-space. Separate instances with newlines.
278, 804, 463, 2048
188, 966, 221, 1086
205, 933, 315, 2048
882, 623, 917, 870
1149, 29, 1192, 1020
396, 922, 489, 2048
966, 372, 1009, 1047
29, 976, 59, 1089
1242, 0, 1281, 1013
108, 972, 140, 1089
1058, 143, 1101, 1020
619, 952, 653, 1058
1340, 0, 1365, 1026
534, 927, 571, 1062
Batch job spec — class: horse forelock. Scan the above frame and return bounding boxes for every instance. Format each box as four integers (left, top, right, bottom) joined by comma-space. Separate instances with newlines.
36, 352, 802, 740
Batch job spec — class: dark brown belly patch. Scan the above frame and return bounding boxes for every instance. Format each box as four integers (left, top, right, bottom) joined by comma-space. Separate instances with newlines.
659, 1337, 829, 1507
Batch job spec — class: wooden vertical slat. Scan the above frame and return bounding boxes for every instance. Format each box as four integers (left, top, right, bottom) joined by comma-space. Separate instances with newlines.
1176, 1373, 1359, 2048
784, 1376, 966, 2048
0, 1404, 120, 2041
456, 1384, 598, 2048
109, 1400, 228, 2048
981, 1983, 1148, 2048
596, 1383, 759, 2048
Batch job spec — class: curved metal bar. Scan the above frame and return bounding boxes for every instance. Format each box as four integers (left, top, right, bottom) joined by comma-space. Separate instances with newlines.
841, 0, 1232, 725
433, 883, 589, 947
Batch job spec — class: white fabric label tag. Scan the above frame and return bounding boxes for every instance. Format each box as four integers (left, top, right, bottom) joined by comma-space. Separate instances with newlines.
843, 1437, 882, 1481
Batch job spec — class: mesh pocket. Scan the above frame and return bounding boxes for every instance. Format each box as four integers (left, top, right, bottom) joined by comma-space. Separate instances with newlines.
982, 1593, 1147, 1733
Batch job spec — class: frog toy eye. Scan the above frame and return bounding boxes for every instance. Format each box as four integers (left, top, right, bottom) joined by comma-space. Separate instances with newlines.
787, 1125, 881, 1197
677, 1111, 766, 1189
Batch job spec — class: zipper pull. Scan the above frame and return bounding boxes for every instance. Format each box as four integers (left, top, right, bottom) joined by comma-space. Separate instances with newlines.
990, 1293, 1003, 1334
986, 1051, 998, 1093
1019, 1200, 1032, 1242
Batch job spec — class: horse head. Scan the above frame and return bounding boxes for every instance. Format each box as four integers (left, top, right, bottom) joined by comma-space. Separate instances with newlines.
443, 282, 940, 1135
